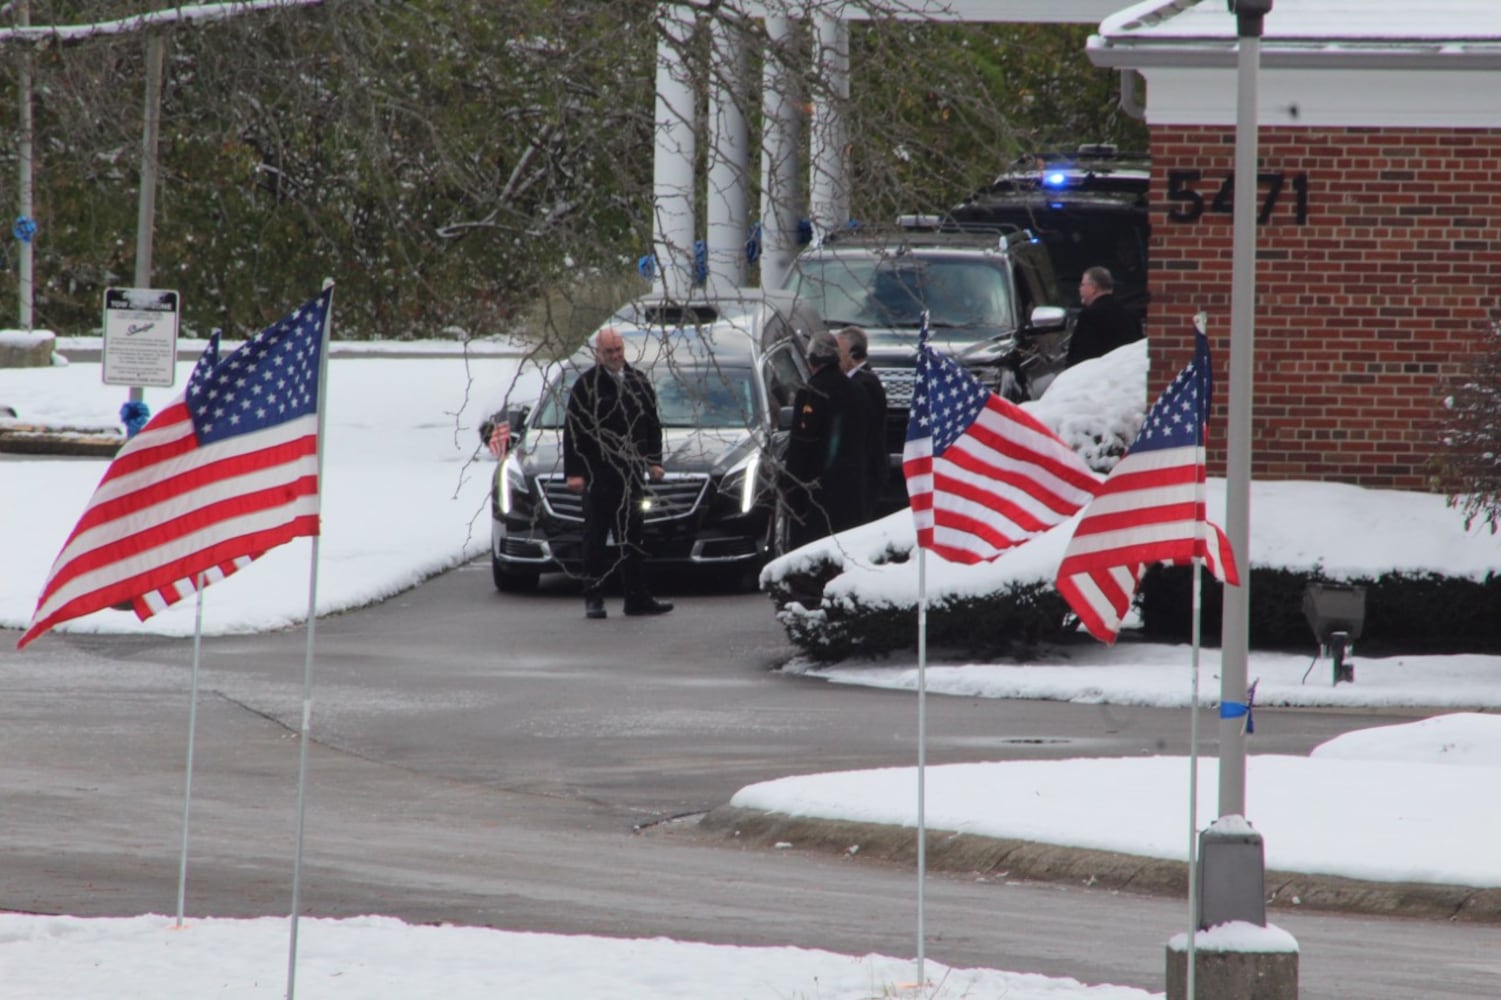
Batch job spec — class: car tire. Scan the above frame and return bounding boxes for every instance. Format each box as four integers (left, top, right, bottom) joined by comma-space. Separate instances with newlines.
492, 556, 539, 593
739, 511, 788, 593
770, 506, 793, 560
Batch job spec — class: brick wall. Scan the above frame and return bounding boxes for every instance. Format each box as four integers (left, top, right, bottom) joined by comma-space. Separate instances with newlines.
1148, 126, 1501, 490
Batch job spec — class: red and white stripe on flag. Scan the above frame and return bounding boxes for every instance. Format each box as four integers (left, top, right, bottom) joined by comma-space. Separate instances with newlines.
1055, 445, 1239, 643
901, 318, 1098, 565
135, 552, 264, 618
17, 288, 331, 649
1054, 320, 1238, 644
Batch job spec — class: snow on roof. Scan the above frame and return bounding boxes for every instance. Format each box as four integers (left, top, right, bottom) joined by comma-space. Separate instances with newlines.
1093, 0, 1501, 70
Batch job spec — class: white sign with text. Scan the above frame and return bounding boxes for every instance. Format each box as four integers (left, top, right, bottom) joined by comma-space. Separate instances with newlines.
102, 288, 180, 388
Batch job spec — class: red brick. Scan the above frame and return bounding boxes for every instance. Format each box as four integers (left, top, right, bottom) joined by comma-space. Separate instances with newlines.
1148, 125, 1501, 489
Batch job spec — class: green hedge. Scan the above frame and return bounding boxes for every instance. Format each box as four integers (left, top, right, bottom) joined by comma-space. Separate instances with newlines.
1138, 566, 1501, 654
770, 559, 1501, 660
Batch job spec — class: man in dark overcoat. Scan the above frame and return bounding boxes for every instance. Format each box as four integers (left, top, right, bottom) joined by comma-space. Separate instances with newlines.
837, 325, 890, 522
564, 326, 673, 619
1065, 265, 1143, 368
782, 331, 868, 549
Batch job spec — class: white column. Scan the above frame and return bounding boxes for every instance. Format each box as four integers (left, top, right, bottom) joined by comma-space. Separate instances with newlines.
706, 11, 749, 297
759, 10, 800, 294
653, 3, 698, 300
809, 10, 850, 243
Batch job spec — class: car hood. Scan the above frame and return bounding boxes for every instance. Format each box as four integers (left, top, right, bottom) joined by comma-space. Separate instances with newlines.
862, 324, 1016, 365
516, 425, 761, 478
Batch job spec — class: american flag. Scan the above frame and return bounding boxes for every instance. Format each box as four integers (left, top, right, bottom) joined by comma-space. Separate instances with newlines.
901, 315, 1098, 564
1054, 320, 1239, 643
18, 287, 332, 649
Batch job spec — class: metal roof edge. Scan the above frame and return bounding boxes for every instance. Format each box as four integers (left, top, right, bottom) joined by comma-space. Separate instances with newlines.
1087, 35, 1501, 71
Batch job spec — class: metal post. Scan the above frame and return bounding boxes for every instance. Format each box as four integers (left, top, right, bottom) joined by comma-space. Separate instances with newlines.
1219, 0, 1271, 821
131, 34, 167, 404
17, 0, 34, 331
915, 546, 928, 988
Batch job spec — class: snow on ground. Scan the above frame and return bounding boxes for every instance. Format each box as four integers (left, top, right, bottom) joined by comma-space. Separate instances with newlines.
5, 342, 1501, 998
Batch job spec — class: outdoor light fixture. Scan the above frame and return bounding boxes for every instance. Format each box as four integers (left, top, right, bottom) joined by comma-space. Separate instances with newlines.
1302, 583, 1366, 684
1228, 0, 1274, 17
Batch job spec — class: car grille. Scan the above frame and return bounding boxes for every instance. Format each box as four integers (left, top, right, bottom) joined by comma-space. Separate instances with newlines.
875, 367, 917, 408
537, 474, 708, 524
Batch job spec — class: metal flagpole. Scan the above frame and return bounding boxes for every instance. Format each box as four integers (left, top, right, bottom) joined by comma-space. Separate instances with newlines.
911, 306, 935, 991
1187, 558, 1205, 999
1220, 0, 1269, 822
286, 281, 335, 1000
175, 571, 207, 928
1185, 310, 1212, 999
915, 545, 928, 989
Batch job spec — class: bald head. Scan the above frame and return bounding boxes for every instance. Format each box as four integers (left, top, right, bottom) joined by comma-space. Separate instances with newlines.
593, 326, 626, 373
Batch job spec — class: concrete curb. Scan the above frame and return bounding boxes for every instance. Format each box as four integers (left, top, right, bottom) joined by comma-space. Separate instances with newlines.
699, 806, 1501, 926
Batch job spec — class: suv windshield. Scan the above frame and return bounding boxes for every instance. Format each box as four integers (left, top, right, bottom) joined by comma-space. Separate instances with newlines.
532, 364, 760, 430
789, 256, 1015, 330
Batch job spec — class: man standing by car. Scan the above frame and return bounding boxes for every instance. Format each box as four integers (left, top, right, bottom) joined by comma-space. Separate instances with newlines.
1066, 265, 1143, 368
565, 326, 673, 620
837, 325, 889, 521
782, 331, 868, 548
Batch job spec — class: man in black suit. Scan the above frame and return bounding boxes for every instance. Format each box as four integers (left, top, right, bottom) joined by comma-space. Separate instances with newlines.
782, 331, 868, 548
1066, 265, 1143, 368
564, 327, 673, 620
837, 325, 890, 522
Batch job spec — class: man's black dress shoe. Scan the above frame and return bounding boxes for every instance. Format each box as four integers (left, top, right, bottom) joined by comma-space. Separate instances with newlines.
584, 598, 607, 620
623, 597, 673, 616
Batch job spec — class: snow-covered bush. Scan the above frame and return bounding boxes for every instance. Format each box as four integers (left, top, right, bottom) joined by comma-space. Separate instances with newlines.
762, 342, 1501, 659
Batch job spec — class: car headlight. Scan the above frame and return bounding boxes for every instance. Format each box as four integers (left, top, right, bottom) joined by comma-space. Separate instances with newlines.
498, 455, 528, 516
720, 451, 762, 515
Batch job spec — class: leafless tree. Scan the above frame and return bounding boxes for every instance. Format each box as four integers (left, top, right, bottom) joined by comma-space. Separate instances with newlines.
1435, 320, 1501, 532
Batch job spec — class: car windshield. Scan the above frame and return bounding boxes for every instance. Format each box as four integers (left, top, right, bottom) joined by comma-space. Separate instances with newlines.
790, 256, 1014, 329
532, 364, 759, 430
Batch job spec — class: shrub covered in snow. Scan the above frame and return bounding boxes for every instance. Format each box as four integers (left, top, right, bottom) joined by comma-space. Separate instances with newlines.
762, 342, 1501, 659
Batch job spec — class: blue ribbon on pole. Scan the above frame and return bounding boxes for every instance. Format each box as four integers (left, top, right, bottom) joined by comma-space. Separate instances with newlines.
638, 250, 709, 286
693, 240, 707, 284
645, 218, 816, 277
120, 400, 151, 438
744, 222, 761, 264
1219, 681, 1258, 734
13, 216, 37, 243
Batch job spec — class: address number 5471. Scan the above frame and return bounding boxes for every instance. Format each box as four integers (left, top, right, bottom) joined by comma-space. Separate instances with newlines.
1166, 169, 1309, 225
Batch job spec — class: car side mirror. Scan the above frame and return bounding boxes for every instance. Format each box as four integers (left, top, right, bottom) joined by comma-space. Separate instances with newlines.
777, 405, 795, 431
482, 406, 529, 452
1028, 305, 1068, 333
505, 405, 530, 446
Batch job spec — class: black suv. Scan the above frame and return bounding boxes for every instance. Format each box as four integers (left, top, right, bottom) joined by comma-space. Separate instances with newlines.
945, 145, 1150, 328
489, 290, 819, 591
783, 227, 1070, 509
